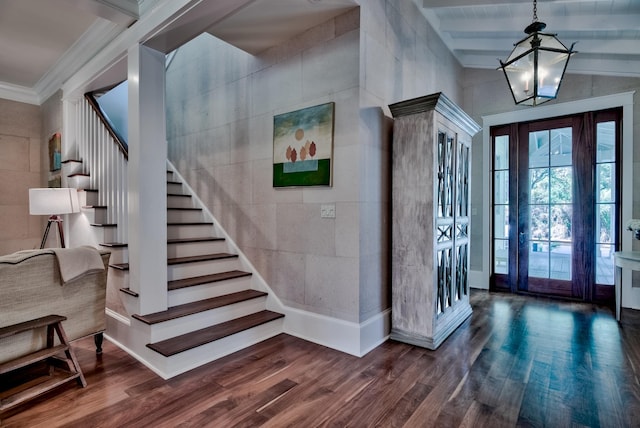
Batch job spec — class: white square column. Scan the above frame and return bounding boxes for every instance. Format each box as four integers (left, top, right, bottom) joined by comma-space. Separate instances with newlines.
127, 43, 168, 315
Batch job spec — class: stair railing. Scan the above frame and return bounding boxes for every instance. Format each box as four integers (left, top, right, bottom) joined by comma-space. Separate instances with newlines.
74, 96, 129, 243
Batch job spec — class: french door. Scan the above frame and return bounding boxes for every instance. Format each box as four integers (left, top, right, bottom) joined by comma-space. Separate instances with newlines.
490, 108, 621, 301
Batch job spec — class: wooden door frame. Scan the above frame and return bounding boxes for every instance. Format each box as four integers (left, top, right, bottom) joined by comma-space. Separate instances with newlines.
487, 106, 625, 302
479, 93, 634, 299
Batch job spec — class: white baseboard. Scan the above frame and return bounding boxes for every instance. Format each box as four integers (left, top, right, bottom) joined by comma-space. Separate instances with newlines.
469, 269, 488, 289
282, 307, 390, 357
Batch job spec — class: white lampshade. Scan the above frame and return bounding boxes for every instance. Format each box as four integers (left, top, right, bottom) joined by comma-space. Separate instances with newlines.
29, 188, 80, 215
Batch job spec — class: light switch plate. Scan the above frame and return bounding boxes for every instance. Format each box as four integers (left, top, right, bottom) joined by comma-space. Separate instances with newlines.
321, 204, 336, 218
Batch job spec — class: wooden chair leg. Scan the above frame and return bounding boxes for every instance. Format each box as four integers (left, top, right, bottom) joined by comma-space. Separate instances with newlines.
94, 332, 104, 354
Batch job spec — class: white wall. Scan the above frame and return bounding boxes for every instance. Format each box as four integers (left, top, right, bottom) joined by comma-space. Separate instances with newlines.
357, 0, 465, 321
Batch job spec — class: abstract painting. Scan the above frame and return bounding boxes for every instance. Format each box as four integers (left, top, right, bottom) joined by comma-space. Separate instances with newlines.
48, 132, 61, 172
273, 102, 334, 187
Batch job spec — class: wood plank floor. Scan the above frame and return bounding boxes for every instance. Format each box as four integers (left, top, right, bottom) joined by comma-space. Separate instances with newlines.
2, 290, 640, 427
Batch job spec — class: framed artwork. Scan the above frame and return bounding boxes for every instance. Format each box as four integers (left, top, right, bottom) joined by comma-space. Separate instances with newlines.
273, 102, 334, 187
48, 133, 61, 172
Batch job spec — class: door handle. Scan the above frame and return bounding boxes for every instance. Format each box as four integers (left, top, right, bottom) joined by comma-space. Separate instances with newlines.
519, 232, 527, 245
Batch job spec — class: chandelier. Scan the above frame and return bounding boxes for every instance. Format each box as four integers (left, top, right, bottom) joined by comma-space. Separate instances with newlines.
498, 0, 576, 106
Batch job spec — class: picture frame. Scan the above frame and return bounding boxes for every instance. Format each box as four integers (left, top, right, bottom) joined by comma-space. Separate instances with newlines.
48, 133, 61, 172
273, 102, 334, 187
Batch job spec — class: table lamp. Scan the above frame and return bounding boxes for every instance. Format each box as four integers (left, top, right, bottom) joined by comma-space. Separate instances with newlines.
29, 188, 80, 248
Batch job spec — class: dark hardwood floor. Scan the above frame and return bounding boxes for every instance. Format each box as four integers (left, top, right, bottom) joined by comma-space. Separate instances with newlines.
2, 290, 640, 427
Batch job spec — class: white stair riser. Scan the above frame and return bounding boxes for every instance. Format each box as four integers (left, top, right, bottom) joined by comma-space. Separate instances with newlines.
157, 318, 284, 378
167, 240, 228, 258
108, 267, 128, 285
167, 224, 215, 239
167, 195, 194, 209
167, 209, 203, 223
144, 297, 268, 342
82, 207, 108, 224
104, 247, 128, 264
68, 175, 91, 189
167, 182, 183, 194
168, 259, 240, 281
78, 190, 99, 207
62, 161, 83, 176
106, 269, 135, 312
91, 226, 118, 242
168, 276, 252, 306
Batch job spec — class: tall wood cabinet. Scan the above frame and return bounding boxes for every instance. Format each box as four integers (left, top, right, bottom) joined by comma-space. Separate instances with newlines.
389, 92, 480, 350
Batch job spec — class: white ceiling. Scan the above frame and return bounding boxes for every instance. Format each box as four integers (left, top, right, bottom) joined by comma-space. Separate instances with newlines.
416, 0, 640, 77
0, 0, 638, 105
0, 0, 138, 88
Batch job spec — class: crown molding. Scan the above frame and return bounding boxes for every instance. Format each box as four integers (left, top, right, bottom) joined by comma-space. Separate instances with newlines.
95, 0, 140, 19
0, 82, 39, 105
35, 19, 125, 104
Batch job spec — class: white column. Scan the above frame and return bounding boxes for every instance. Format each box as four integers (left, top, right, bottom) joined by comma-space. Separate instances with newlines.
128, 43, 167, 314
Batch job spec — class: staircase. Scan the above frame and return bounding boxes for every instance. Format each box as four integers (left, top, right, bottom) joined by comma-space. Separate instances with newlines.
61, 96, 285, 377
64, 159, 284, 378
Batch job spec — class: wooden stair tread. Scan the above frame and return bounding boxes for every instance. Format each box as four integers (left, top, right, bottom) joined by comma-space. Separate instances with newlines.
167, 237, 224, 244
168, 270, 252, 291
100, 242, 128, 248
132, 289, 267, 325
146, 310, 284, 357
168, 253, 237, 264
0, 345, 68, 375
167, 193, 191, 197
61, 159, 81, 164
0, 369, 81, 412
109, 263, 129, 271
167, 207, 202, 211
83, 205, 107, 209
90, 223, 117, 228
67, 173, 89, 177
167, 222, 213, 226
167, 180, 181, 185
120, 288, 138, 297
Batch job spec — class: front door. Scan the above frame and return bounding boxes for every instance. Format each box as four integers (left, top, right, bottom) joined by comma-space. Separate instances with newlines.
490, 109, 621, 301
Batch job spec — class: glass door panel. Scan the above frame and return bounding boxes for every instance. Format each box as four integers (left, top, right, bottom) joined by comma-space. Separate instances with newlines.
527, 127, 573, 286
493, 134, 510, 279
595, 121, 617, 285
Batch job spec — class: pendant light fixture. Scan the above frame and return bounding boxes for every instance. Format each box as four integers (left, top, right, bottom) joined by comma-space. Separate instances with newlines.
498, 0, 576, 106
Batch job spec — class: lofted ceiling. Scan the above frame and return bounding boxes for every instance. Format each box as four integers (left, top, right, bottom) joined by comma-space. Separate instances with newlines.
415, 0, 640, 77
0, 0, 638, 105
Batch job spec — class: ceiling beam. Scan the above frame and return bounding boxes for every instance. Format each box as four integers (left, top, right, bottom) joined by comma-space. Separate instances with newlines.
437, 14, 640, 32
422, 0, 601, 8
459, 52, 640, 78
450, 38, 640, 56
